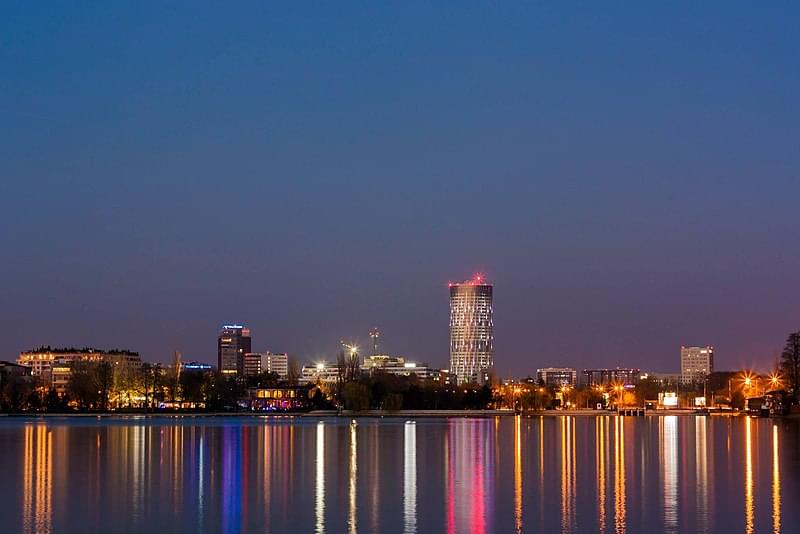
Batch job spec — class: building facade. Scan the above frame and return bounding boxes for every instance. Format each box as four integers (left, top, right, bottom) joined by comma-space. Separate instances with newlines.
361, 354, 434, 380
449, 275, 493, 384
247, 385, 314, 411
680, 346, 714, 384
16, 348, 142, 394
243, 352, 289, 379
536, 367, 577, 387
300, 363, 341, 385
217, 325, 251, 375
582, 368, 641, 387
262, 352, 288, 378
243, 352, 262, 377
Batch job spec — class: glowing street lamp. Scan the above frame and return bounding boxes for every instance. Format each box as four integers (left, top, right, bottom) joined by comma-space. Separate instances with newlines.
768, 372, 782, 391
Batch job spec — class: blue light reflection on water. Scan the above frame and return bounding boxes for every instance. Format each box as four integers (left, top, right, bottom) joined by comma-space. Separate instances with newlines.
1, 415, 799, 533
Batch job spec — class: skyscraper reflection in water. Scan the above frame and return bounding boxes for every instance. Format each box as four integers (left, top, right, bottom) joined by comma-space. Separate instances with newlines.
2, 416, 799, 533
445, 419, 494, 533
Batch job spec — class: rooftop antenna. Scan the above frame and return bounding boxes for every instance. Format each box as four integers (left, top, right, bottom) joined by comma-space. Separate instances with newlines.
369, 327, 380, 355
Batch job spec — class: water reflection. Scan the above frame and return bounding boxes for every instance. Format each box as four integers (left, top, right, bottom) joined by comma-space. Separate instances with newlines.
560, 416, 576, 532
349, 421, 357, 534
614, 416, 626, 533
695, 417, 708, 532
744, 417, 754, 534
446, 419, 494, 533
2, 416, 799, 533
772, 425, 781, 534
661, 416, 677, 531
513, 416, 522, 533
596, 416, 607, 533
403, 421, 417, 534
23, 424, 52, 534
316, 421, 325, 534
221, 426, 241, 534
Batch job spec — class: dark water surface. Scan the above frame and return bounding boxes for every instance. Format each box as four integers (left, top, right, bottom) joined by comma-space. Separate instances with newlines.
0, 415, 798, 533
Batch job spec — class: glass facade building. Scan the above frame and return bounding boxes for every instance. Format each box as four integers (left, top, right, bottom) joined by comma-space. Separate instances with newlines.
449, 276, 493, 384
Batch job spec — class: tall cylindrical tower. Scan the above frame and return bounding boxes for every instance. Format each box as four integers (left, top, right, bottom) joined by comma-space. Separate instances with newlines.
449, 275, 493, 384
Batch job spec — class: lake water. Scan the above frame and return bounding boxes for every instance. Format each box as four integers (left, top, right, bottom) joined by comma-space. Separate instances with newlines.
0, 415, 797, 533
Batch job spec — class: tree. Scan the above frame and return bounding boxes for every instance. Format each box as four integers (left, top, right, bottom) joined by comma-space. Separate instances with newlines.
96, 361, 112, 411
780, 331, 800, 400
68, 362, 100, 410
286, 356, 301, 385
342, 382, 370, 411
140, 363, 155, 411
45, 388, 67, 411
180, 371, 207, 407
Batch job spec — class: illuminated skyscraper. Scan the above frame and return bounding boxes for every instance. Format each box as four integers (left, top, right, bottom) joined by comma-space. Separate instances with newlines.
449, 275, 493, 384
218, 324, 252, 375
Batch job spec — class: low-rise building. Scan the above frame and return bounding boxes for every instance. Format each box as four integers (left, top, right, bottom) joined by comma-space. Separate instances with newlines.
17, 347, 142, 392
300, 362, 341, 385
361, 354, 433, 380
247, 385, 315, 411
0, 360, 32, 380
583, 368, 641, 387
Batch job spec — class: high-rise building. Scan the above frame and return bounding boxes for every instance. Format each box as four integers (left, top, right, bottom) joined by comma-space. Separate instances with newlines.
218, 324, 251, 375
680, 346, 714, 384
536, 367, 577, 387
449, 274, 493, 384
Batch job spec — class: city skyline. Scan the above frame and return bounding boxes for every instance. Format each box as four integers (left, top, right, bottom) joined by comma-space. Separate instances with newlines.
2, 4, 798, 376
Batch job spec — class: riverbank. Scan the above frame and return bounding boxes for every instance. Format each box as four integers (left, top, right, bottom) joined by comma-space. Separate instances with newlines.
0, 408, 745, 419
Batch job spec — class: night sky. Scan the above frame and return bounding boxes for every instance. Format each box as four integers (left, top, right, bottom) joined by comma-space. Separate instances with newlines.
2, 3, 798, 376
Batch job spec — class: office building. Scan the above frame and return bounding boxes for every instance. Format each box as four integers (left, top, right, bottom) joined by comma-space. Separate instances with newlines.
536, 367, 577, 387
262, 352, 289, 378
582, 368, 641, 387
680, 346, 714, 384
218, 324, 251, 375
243, 352, 262, 377
243, 352, 289, 379
449, 275, 493, 384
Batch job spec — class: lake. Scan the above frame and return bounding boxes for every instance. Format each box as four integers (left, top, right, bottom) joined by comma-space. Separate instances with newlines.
0, 415, 797, 533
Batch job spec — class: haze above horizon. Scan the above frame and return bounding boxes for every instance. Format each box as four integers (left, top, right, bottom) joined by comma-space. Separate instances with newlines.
2, 2, 798, 375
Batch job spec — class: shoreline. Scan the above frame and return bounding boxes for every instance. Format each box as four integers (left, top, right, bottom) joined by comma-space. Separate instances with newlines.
0, 408, 754, 419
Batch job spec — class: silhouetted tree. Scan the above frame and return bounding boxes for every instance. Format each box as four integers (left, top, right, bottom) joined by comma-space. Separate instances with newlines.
180, 370, 207, 406
97, 361, 112, 410
342, 382, 370, 411
286, 356, 301, 385
781, 331, 800, 400
68, 362, 100, 410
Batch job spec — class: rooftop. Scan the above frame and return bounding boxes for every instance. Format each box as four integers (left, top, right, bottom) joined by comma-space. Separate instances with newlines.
21, 346, 139, 356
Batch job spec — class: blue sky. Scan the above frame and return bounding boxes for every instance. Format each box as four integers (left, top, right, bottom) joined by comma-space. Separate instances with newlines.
1, 2, 798, 374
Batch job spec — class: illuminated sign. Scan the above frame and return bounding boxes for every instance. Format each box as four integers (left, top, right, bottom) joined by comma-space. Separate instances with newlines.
660, 392, 678, 408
